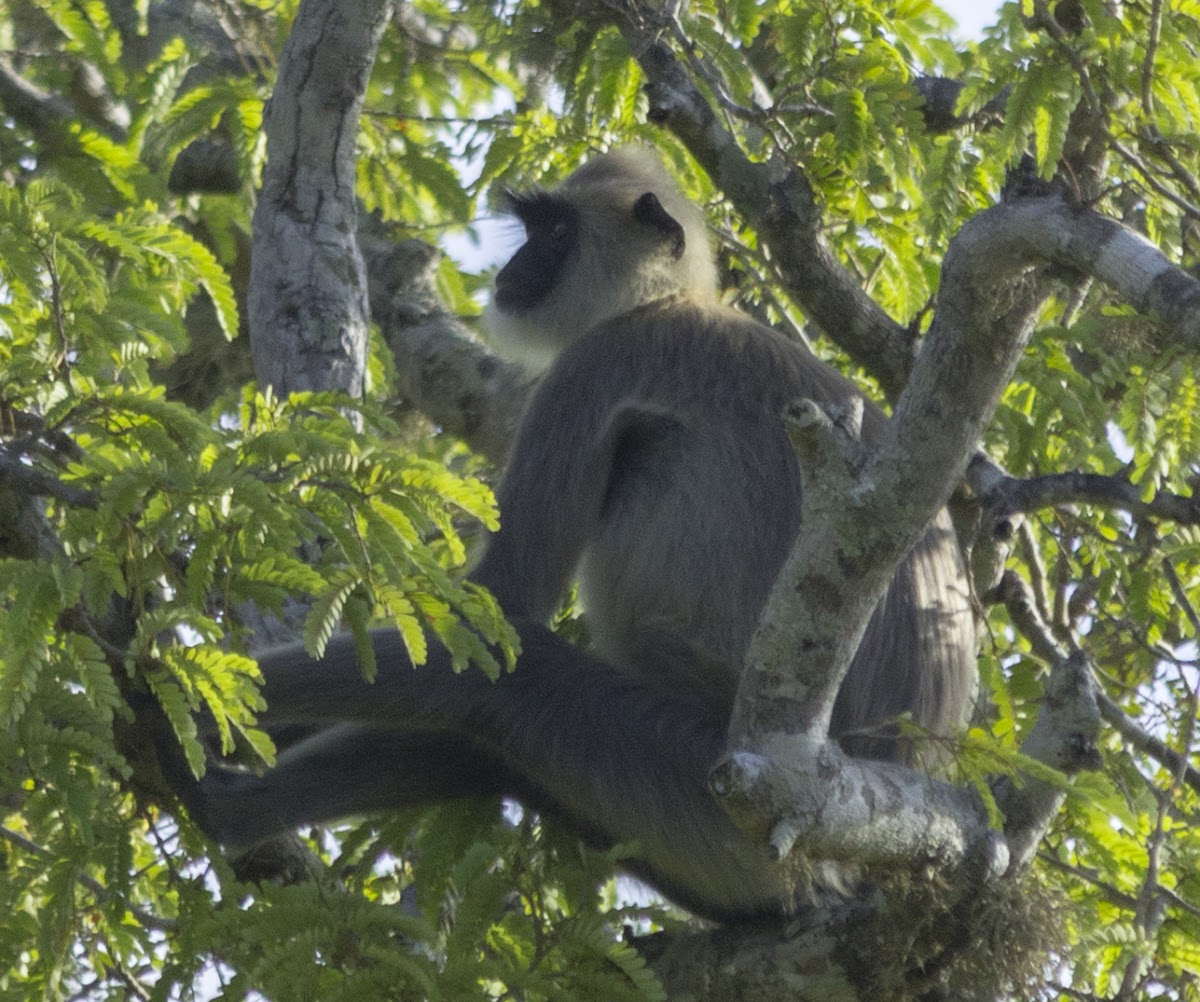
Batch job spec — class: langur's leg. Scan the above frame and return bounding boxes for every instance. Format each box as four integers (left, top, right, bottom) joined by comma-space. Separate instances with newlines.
180, 622, 794, 920
190, 726, 517, 850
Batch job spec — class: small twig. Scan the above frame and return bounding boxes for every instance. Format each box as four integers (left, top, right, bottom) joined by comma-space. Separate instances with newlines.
1017, 520, 1054, 628
1141, 0, 1164, 120
362, 108, 515, 129
1096, 690, 1200, 796
666, 13, 771, 125
1112, 138, 1200, 219
1038, 849, 1140, 911
1026, 0, 1102, 115
112, 964, 153, 1001
0, 825, 178, 933
982, 469, 1200, 525
1162, 557, 1200, 639
990, 568, 1065, 664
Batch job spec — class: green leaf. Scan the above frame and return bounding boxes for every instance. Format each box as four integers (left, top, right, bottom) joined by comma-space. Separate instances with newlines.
144, 229, 240, 341
833, 89, 871, 167
146, 675, 204, 777
304, 574, 360, 658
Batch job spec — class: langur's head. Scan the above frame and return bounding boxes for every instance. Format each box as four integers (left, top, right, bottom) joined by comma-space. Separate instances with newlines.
483, 147, 718, 371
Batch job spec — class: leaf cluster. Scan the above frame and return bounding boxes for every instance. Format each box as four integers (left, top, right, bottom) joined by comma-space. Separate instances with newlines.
4, 0, 1200, 999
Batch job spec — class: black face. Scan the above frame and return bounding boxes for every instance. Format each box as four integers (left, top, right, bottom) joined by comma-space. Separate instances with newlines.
494, 191, 580, 312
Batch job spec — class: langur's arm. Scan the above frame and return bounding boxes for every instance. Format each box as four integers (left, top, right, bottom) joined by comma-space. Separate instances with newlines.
470, 356, 621, 619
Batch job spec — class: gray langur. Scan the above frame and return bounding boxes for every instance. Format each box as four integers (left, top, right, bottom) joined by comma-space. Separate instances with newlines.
166, 147, 978, 922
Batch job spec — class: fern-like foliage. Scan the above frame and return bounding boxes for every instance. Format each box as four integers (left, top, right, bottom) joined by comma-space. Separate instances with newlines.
4, 0, 1200, 999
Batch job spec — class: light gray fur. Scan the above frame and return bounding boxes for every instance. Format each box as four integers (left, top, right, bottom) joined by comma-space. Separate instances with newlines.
483, 147, 718, 371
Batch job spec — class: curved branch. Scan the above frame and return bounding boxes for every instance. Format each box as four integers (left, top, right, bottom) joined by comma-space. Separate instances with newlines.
884, 195, 1200, 545
603, 1, 916, 399
0, 450, 94, 509
980, 469, 1200, 525
0, 56, 76, 138
990, 570, 1200, 799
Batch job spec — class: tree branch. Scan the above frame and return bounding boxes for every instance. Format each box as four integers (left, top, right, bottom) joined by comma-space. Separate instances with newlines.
996, 650, 1102, 872
1097, 690, 1200, 797
0, 449, 94, 509
713, 183, 1200, 880
990, 569, 1200, 799
978, 468, 1200, 526
0, 56, 76, 139
248, 0, 396, 397
603, 0, 916, 399
357, 226, 533, 465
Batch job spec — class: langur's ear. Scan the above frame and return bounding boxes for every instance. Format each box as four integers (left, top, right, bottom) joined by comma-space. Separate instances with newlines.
632, 192, 687, 260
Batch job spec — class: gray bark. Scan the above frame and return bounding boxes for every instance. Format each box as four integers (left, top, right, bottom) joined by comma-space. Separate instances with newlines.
248, 0, 396, 397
